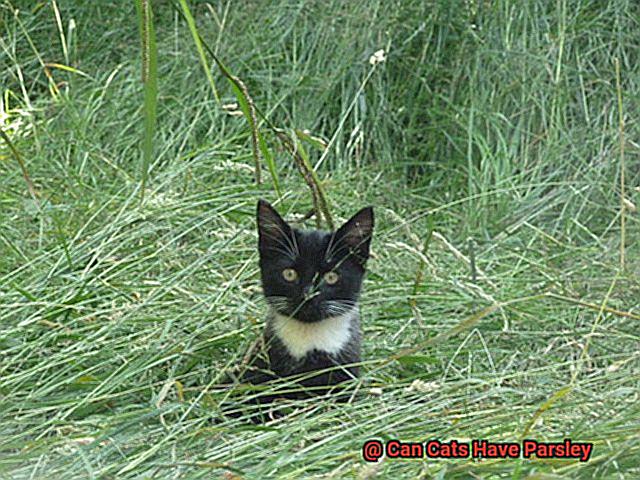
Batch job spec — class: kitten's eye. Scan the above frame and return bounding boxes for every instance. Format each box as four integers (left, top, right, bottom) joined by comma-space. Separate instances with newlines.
323, 271, 339, 285
282, 268, 298, 282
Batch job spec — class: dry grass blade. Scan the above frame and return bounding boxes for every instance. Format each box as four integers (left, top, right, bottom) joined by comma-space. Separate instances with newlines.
0, 128, 38, 202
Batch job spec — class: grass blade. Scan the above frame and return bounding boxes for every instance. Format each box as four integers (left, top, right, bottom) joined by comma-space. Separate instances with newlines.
177, 0, 220, 104
171, 1, 281, 197
136, 0, 158, 200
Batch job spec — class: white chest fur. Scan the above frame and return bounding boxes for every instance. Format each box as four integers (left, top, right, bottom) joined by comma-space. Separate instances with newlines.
270, 309, 356, 360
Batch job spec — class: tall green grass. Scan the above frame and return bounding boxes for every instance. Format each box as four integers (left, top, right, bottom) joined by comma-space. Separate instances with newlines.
1, 1, 639, 478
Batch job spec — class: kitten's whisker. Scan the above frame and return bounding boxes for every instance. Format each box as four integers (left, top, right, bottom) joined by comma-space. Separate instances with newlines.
324, 300, 357, 317
325, 235, 350, 262
265, 295, 287, 301
290, 227, 300, 256
273, 247, 296, 260
327, 299, 357, 307
327, 233, 372, 268
267, 301, 288, 308
265, 295, 290, 311
332, 299, 357, 305
325, 232, 338, 261
265, 222, 299, 257
264, 235, 297, 260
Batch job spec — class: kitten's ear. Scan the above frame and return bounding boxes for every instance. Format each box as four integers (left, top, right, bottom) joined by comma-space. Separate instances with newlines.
334, 206, 374, 263
257, 199, 292, 251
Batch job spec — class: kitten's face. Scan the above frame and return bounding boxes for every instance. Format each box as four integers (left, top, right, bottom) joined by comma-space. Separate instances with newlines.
257, 200, 374, 323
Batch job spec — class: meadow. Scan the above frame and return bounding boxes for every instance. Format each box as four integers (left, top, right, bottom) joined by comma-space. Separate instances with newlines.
1, 1, 639, 478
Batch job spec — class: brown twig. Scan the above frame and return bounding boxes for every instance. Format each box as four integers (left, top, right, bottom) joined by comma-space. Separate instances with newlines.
275, 130, 335, 229
0, 128, 38, 203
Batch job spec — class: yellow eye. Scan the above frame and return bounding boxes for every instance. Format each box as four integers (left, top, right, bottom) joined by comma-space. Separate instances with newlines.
282, 268, 298, 282
323, 271, 339, 285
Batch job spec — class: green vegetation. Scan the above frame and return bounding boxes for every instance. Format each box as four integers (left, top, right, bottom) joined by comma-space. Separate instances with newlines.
1, 0, 638, 478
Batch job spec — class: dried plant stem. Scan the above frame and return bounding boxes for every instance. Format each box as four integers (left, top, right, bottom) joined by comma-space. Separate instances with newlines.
548, 292, 640, 321
432, 231, 496, 288
140, 0, 149, 83
276, 130, 334, 229
614, 57, 625, 271
0, 128, 38, 203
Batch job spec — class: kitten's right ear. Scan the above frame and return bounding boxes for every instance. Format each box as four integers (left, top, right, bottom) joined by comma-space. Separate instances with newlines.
257, 199, 292, 251
333, 206, 374, 265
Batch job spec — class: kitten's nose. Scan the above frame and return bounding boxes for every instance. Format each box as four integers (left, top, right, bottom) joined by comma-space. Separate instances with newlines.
302, 285, 319, 301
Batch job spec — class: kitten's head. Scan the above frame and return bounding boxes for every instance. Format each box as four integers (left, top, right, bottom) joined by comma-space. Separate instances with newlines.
257, 199, 374, 323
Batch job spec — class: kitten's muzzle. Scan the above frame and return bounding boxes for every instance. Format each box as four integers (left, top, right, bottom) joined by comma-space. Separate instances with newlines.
291, 294, 324, 323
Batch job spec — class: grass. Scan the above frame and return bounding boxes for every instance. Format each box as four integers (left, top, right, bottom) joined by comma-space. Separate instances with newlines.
1, 0, 639, 478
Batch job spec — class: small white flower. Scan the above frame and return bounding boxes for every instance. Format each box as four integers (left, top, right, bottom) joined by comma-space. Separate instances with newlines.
623, 198, 636, 212
222, 103, 244, 116
607, 361, 623, 373
405, 379, 439, 393
369, 49, 386, 65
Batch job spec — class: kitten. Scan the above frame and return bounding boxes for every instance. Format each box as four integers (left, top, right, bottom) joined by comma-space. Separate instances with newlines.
234, 199, 374, 406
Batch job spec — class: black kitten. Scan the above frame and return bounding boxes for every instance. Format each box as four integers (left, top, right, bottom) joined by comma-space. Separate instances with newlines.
236, 200, 373, 404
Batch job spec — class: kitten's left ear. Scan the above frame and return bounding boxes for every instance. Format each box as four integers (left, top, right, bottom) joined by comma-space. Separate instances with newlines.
257, 199, 292, 252
334, 206, 374, 263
